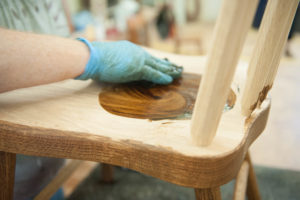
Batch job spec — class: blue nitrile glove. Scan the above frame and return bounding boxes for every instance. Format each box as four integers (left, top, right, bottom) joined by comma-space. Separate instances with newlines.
76, 38, 183, 84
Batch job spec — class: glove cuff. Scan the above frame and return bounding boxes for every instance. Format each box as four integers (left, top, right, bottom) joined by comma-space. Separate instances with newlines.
75, 37, 101, 80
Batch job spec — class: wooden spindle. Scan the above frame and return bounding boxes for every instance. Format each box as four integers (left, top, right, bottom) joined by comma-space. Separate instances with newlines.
233, 161, 250, 200
241, 0, 299, 117
195, 187, 221, 200
190, 0, 258, 146
245, 153, 261, 200
101, 163, 114, 183
0, 151, 16, 200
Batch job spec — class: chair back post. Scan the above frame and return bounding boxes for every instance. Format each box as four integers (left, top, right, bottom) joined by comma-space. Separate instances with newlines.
190, 0, 258, 146
241, 0, 299, 117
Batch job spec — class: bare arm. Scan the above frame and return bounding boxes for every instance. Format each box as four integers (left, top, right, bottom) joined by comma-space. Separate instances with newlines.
0, 28, 89, 93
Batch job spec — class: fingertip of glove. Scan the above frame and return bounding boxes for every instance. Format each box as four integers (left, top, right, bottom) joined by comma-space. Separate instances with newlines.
155, 74, 173, 85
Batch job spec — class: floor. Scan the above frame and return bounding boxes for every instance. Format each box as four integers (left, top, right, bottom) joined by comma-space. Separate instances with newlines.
63, 22, 300, 196
66, 164, 300, 200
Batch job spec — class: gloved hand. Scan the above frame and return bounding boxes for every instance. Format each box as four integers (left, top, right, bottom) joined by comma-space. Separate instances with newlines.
76, 38, 183, 84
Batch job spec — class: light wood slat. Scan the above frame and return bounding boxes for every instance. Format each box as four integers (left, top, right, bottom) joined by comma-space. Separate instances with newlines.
34, 160, 82, 200
241, 0, 299, 116
233, 161, 250, 200
246, 153, 261, 200
190, 0, 258, 146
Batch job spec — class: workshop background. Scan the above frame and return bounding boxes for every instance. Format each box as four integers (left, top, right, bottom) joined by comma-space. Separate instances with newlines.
47, 0, 300, 199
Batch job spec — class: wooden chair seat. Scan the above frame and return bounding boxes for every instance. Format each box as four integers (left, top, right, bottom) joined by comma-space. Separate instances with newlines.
0, 52, 270, 189
1, 0, 296, 199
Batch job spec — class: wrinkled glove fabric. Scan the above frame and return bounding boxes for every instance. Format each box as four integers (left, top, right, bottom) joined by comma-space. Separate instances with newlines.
76, 38, 182, 84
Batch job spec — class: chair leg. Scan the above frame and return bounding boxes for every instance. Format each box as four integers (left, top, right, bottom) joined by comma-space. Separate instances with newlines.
233, 161, 250, 200
0, 151, 16, 200
101, 163, 114, 183
194, 187, 221, 200
34, 160, 83, 200
245, 153, 261, 200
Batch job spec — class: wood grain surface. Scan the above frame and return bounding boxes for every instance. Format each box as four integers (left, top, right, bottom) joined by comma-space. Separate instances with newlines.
100, 73, 236, 120
0, 50, 270, 188
99, 73, 200, 120
0, 100, 270, 188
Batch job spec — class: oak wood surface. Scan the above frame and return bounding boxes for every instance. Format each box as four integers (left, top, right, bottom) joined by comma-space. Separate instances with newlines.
241, 0, 299, 116
0, 51, 270, 188
190, 0, 258, 146
0, 151, 16, 200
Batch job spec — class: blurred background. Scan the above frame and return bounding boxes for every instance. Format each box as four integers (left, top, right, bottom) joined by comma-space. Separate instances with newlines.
64, 0, 300, 57
64, 0, 227, 55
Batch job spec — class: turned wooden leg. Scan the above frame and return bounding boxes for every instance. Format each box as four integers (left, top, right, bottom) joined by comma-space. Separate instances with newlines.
233, 161, 250, 200
0, 151, 16, 200
101, 163, 114, 183
195, 187, 221, 200
245, 153, 261, 200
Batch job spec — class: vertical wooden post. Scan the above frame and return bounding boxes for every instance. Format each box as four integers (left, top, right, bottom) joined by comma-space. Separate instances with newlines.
34, 160, 82, 200
195, 187, 221, 200
233, 161, 250, 200
245, 153, 261, 200
0, 151, 16, 200
190, 0, 258, 146
241, 0, 299, 116
101, 163, 114, 183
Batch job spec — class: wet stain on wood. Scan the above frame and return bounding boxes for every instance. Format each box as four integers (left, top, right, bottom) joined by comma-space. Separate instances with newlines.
99, 73, 236, 120
249, 84, 272, 112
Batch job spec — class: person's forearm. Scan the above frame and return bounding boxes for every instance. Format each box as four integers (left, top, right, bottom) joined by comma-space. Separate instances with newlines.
0, 28, 89, 93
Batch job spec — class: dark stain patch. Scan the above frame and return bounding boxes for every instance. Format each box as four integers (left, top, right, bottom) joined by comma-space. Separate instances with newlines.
99, 73, 236, 120
258, 85, 272, 103
244, 115, 254, 128
249, 84, 272, 112
99, 73, 200, 120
